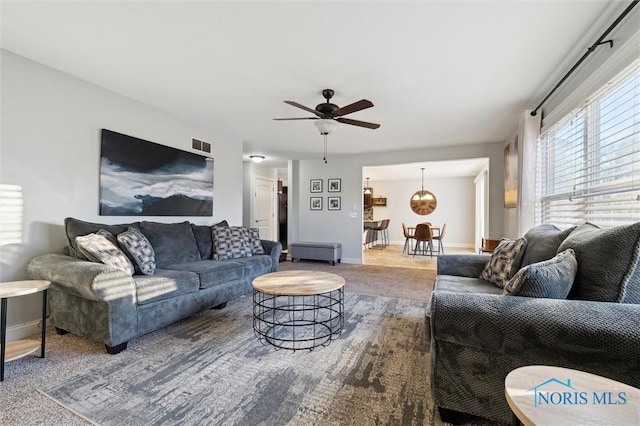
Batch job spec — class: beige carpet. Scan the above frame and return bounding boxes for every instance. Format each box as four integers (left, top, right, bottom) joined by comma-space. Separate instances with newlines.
279, 260, 436, 302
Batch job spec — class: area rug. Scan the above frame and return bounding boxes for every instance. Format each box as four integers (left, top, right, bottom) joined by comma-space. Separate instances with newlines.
38, 292, 433, 425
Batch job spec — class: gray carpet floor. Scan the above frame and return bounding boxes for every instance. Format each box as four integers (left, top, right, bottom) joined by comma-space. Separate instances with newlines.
1, 262, 498, 425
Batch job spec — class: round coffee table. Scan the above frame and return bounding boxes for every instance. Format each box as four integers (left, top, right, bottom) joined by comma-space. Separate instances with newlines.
252, 270, 345, 351
505, 365, 640, 425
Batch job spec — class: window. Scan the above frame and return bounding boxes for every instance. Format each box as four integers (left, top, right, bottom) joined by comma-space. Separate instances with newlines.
536, 60, 640, 228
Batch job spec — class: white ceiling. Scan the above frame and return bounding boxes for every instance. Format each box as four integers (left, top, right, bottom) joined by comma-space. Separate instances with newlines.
364, 158, 488, 181
1, 0, 615, 170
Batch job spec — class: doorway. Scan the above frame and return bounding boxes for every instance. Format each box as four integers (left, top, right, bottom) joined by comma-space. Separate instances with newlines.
253, 176, 275, 241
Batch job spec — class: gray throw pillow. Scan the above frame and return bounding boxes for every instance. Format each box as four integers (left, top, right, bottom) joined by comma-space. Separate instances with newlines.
557, 222, 640, 303
246, 227, 265, 255
75, 231, 135, 275
64, 217, 139, 259
117, 227, 156, 275
480, 237, 528, 288
191, 220, 229, 260
139, 221, 200, 268
212, 226, 253, 260
520, 224, 577, 267
503, 249, 577, 298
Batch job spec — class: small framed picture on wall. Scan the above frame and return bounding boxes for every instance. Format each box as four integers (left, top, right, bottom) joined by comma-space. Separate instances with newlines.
328, 178, 341, 192
310, 179, 323, 193
328, 196, 341, 210
310, 197, 322, 210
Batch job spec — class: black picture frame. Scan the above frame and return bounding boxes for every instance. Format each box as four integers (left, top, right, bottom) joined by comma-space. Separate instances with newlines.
328, 196, 341, 210
310, 197, 323, 210
328, 178, 341, 192
310, 179, 323, 193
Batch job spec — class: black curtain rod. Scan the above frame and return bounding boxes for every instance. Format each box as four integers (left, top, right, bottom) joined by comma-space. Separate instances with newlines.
531, 0, 639, 117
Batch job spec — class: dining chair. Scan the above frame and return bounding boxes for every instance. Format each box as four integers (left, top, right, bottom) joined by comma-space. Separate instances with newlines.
432, 223, 446, 254
380, 219, 390, 247
402, 222, 416, 254
370, 219, 390, 249
413, 223, 433, 258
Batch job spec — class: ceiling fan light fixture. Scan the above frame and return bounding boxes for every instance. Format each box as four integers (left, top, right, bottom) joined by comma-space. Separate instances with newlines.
314, 119, 337, 135
250, 155, 265, 163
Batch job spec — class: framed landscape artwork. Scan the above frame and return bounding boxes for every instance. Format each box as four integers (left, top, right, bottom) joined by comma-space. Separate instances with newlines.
99, 129, 214, 216
504, 135, 518, 208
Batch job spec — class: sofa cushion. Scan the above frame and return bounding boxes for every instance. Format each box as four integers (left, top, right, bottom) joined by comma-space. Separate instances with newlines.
520, 224, 577, 267
117, 227, 156, 275
140, 221, 201, 267
212, 226, 253, 260
233, 255, 272, 277
191, 220, 229, 260
504, 249, 577, 299
75, 231, 135, 275
558, 222, 640, 303
133, 269, 200, 305
167, 260, 246, 289
480, 238, 527, 288
246, 227, 265, 255
434, 275, 504, 295
65, 217, 139, 259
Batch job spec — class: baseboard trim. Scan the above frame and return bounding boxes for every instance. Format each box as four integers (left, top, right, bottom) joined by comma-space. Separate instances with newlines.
6, 319, 42, 341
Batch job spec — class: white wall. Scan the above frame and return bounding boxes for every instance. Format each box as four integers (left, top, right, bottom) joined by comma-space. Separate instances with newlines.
0, 50, 243, 334
368, 177, 475, 247
289, 142, 504, 264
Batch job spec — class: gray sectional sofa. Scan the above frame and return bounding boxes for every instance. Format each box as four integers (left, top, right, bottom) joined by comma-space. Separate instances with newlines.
428, 222, 640, 424
28, 218, 282, 354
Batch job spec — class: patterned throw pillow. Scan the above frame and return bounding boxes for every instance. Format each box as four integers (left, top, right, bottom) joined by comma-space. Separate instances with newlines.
246, 227, 265, 255
75, 231, 135, 275
480, 238, 528, 288
117, 227, 156, 275
212, 226, 253, 260
503, 249, 577, 298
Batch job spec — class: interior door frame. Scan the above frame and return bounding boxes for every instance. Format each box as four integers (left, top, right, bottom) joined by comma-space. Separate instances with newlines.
252, 175, 276, 241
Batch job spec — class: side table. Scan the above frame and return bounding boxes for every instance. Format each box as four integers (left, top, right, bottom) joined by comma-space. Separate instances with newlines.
0, 280, 50, 381
505, 365, 640, 425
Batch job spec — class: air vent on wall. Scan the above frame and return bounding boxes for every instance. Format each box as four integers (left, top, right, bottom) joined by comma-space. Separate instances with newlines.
192, 138, 211, 153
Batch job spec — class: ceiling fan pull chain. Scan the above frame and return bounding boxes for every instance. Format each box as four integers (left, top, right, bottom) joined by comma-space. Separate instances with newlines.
323, 134, 328, 164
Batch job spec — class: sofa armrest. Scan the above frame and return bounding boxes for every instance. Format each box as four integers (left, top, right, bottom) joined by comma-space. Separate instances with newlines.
430, 291, 640, 363
436, 254, 489, 277
27, 253, 137, 304
260, 240, 283, 272
429, 291, 640, 423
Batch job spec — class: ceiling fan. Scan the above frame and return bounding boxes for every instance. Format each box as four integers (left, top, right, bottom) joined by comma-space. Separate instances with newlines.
273, 89, 380, 131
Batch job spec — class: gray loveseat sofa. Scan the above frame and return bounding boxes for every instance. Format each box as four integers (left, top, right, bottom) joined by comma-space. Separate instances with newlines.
28, 218, 282, 354
427, 222, 640, 424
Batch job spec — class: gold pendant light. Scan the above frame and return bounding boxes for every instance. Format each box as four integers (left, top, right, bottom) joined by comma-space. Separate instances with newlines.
410, 167, 437, 215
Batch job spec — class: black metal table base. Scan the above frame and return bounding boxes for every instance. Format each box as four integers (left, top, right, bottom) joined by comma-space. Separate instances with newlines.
253, 288, 344, 351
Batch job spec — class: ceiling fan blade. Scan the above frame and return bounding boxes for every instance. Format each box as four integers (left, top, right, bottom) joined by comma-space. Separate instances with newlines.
284, 101, 322, 117
332, 99, 374, 117
273, 117, 317, 120
336, 117, 380, 129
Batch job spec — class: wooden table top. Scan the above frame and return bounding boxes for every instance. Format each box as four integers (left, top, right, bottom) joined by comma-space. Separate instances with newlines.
0, 280, 50, 298
252, 270, 345, 296
505, 365, 640, 426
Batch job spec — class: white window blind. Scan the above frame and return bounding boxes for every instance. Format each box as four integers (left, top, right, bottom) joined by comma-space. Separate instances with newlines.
536, 59, 640, 228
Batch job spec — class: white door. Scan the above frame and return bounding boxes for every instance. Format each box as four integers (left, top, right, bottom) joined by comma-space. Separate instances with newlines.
254, 176, 275, 240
